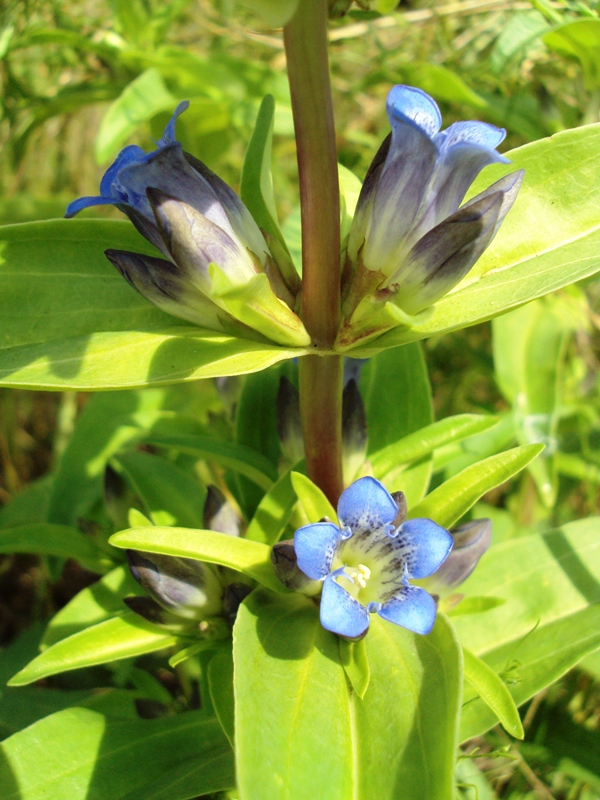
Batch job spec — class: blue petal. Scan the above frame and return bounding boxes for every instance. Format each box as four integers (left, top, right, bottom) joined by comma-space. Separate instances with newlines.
119, 144, 233, 234
65, 195, 117, 218
377, 585, 437, 634
414, 139, 509, 233
158, 100, 190, 147
294, 522, 341, 580
363, 111, 438, 273
337, 476, 398, 536
386, 85, 442, 137
320, 573, 370, 639
100, 145, 148, 200
401, 518, 453, 579
434, 120, 505, 151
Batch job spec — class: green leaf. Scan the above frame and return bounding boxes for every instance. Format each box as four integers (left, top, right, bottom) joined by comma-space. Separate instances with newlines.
9, 613, 179, 686
452, 517, 600, 739
410, 444, 544, 527
361, 343, 433, 505
357, 614, 462, 800
234, 363, 290, 518
244, 468, 297, 545
234, 590, 355, 800
112, 450, 207, 528
447, 596, 506, 617
339, 638, 370, 700
41, 566, 141, 648
351, 125, 600, 356
460, 605, 600, 742
493, 295, 580, 506
0, 524, 111, 572
544, 19, 600, 91
238, 0, 299, 26
462, 647, 524, 738
401, 62, 487, 109
144, 432, 277, 491
490, 11, 551, 75
95, 69, 178, 164
241, 95, 286, 250
109, 527, 283, 592
234, 590, 462, 800
291, 471, 337, 522
370, 414, 498, 481
0, 708, 233, 800
47, 389, 171, 525
0, 475, 52, 527
0, 220, 304, 390
339, 164, 363, 242
208, 649, 235, 746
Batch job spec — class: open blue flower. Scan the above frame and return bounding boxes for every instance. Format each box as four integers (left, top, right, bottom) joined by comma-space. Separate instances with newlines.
294, 476, 453, 639
345, 85, 523, 317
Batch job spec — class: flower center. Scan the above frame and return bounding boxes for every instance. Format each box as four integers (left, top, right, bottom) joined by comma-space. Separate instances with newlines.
346, 563, 371, 590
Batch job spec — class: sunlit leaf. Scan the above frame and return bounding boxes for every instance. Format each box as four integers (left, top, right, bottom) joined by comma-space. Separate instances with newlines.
0, 708, 233, 800
109, 526, 283, 593
410, 444, 544, 527
9, 614, 179, 686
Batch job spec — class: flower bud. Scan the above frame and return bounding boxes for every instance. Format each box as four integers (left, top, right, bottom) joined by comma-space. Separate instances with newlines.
203, 485, 241, 537
424, 518, 491, 594
66, 102, 310, 348
126, 550, 223, 620
276, 376, 304, 467
341, 85, 523, 343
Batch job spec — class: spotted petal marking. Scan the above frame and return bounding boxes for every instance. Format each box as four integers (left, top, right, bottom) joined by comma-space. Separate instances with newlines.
337, 476, 398, 537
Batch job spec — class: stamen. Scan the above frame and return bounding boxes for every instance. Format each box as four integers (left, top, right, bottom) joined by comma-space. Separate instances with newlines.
346, 564, 371, 589
340, 525, 353, 540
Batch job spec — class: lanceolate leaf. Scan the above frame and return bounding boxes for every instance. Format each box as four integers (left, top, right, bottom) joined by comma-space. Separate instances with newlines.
291, 471, 337, 523
8, 614, 179, 686
462, 647, 524, 738
0, 524, 112, 572
41, 566, 143, 649
0, 220, 305, 390
454, 517, 600, 739
142, 432, 278, 490
109, 527, 283, 593
244, 468, 297, 545
241, 94, 286, 250
370, 414, 498, 480
361, 344, 433, 506
410, 444, 544, 528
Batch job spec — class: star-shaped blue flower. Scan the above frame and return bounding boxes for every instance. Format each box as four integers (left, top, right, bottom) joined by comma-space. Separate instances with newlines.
294, 476, 453, 639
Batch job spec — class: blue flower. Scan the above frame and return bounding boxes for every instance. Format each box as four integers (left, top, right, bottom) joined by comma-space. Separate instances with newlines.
344, 85, 523, 318
65, 102, 309, 347
294, 476, 453, 639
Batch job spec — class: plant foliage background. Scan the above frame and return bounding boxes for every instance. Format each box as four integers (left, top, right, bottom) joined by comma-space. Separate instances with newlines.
1, 0, 600, 798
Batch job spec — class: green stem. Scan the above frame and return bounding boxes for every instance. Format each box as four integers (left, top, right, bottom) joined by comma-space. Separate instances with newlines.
299, 355, 344, 506
284, 0, 344, 504
284, 0, 341, 346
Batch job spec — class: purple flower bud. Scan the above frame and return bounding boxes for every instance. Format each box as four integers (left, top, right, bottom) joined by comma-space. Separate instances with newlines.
126, 549, 223, 620
344, 85, 523, 320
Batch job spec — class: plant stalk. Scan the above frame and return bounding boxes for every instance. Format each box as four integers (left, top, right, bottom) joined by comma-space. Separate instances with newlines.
298, 354, 343, 506
284, 0, 344, 504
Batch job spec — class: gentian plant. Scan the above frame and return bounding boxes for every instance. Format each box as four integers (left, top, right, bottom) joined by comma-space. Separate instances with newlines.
1, 1, 600, 799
